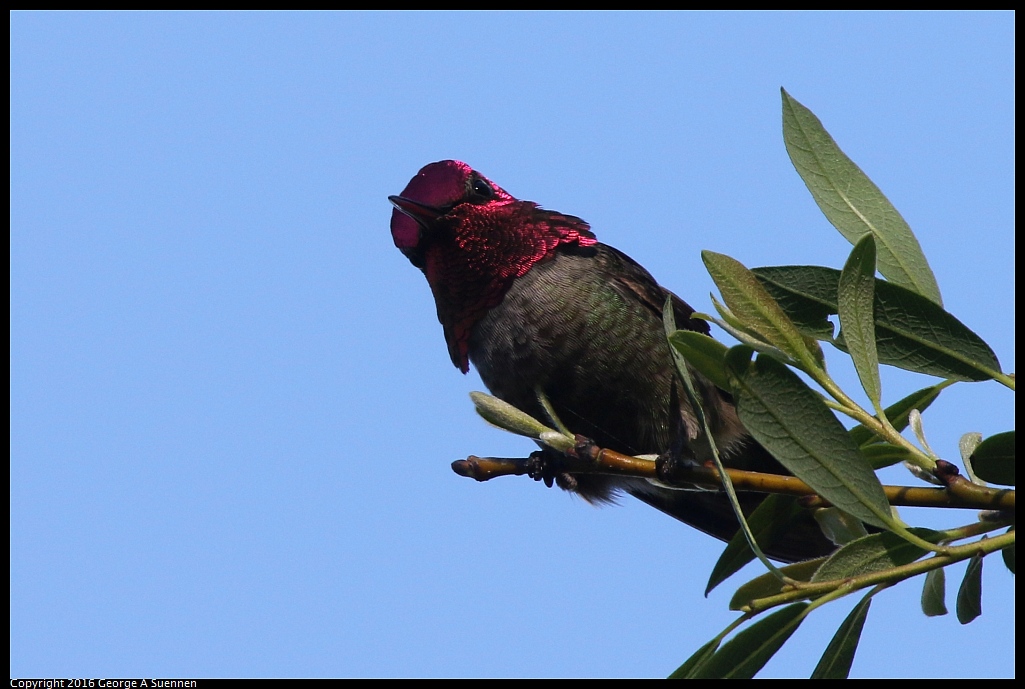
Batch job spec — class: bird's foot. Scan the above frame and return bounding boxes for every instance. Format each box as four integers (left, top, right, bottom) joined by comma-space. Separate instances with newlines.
655, 450, 685, 486
655, 451, 709, 491
526, 447, 578, 490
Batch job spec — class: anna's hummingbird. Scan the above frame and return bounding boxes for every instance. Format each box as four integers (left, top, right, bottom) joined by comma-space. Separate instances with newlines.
390, 160, 832, 562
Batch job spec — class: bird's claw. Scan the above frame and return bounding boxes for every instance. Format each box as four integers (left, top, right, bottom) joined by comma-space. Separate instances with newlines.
527, 448, 577, 490
656, 451, 682, 485
527, 449, 556, 487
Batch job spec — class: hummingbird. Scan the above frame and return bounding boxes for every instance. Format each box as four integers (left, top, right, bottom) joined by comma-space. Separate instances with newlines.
389, 160, 833, 562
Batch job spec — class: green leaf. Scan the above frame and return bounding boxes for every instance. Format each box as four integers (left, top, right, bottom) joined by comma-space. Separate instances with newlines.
724, 343, 754, 378
959, 432, 983, 462
1000, 532, 1014, 574
668, 637, 721, 679
730, 558, 827, 611
848, 385, 943, 446
867, 282, 1000, 380
812, 528, 940, 582
726, 353, 892, 529
781, 89, 942, 305
469, 392, 573, 451
753, 266, 1001, 381
703, 251, 820, 368
959, 432, 985, 484
689, 604, 809, 679
810, 594, 872, 679
837, 234, 881, 405
921, 567, 948, 617
668, 330, 731, 392
748, 266, 836, 339
666, 303, 785, 582
705, 494, 806, 596
859, 442, 914, 470
969, 431, 1015, 486
956, 553, 984, 624
813, 507, 869, 545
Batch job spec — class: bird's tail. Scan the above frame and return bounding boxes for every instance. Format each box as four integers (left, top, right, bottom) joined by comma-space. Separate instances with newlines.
625, 476, 839, 564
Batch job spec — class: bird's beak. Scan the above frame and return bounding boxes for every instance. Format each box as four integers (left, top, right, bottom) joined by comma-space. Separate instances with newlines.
388, 195, 444, 229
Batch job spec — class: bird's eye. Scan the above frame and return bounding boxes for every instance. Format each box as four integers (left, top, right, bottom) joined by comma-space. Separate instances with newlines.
471, 177, 494, 200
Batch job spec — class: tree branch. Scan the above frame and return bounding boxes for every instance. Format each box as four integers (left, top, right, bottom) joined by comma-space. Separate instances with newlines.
450, 438, 1014, 512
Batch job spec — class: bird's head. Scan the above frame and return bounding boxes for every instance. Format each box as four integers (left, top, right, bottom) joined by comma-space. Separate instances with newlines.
388, 160, 515, 269
388, 160, 596, 371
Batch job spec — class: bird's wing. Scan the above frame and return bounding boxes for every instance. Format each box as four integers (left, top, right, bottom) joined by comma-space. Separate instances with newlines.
598, 244, 711, 335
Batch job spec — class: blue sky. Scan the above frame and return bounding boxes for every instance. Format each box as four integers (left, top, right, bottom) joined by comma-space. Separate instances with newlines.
11, 12, 1014, 678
